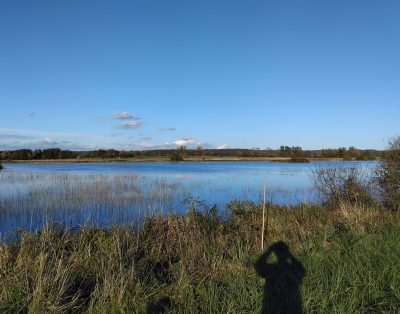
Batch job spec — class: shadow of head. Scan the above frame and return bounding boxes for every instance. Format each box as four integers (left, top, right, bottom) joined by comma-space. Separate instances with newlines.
270, 241, 290, 262
146, 296, 172, 314
255, 241, 305, 314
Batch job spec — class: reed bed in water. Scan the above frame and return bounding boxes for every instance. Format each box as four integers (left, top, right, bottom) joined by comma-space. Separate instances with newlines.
0, 172, 193, 239
0, 201, 399, 313
0, 171, 312, 240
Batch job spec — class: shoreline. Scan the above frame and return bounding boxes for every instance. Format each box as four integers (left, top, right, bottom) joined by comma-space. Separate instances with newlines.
1, 156, 370, 164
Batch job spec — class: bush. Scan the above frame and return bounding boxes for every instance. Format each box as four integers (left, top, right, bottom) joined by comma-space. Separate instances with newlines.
376, 136, 400, 211
312, 165, 375, 208
289, 157, 310, 163
169, 152, 184, 162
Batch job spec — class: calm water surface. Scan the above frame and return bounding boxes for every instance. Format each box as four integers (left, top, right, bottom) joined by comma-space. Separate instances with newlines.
0, 161, 376, 239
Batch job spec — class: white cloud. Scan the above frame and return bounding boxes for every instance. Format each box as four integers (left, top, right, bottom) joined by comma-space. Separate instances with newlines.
173, 138, 196, 146
159, 127, 176, 131
42, 137, 57, 145
114, 121, 144, 129
216, 144, 229, 149
112, 112, 140, 120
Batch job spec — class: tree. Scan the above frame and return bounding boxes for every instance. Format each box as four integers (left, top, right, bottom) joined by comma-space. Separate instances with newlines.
170, 151, 184, 162
196, 145, 206, 160
279, 146, 292, 157
376, 136, 400, 211
291, 146, 303, 158
170, 146, 186, 161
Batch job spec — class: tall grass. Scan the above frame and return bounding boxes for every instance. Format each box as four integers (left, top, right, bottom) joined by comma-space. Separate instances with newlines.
0, 201, 399, 313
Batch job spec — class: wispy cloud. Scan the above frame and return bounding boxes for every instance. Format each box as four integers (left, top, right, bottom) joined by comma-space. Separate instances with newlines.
112, 112, 140, 120
216, 144, 229, 149
114, 121, 144, 129
105, 133, 123, 138
96, 112, 141, 122
0, 134, 36, 140
0, 128, 115, 150
159, 127, 176, 131
138, 142, 157, 149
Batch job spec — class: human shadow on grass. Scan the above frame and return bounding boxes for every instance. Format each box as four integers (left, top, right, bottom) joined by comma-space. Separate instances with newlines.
255, 241, 305, 314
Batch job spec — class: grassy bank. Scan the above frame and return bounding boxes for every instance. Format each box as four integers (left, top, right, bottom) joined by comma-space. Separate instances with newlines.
0, 201, 399, 313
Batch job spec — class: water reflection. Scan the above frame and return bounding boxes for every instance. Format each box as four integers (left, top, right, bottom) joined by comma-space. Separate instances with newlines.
0, 161, 376, 240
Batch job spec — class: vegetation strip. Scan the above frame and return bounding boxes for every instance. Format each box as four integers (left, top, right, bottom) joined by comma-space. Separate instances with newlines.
0, 202, 399, 313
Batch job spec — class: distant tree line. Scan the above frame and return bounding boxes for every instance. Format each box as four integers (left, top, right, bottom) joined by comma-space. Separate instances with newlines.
278, 146, 378, 160
0, 149, 77, 160
0, 146, 382, 161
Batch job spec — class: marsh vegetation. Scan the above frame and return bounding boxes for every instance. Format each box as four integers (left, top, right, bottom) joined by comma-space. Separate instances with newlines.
0, 202, 399, 313
0, 137, 399, 313
0, 160, 378, 239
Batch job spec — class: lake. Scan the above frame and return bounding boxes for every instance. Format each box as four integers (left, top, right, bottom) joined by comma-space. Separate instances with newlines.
0, 160, 377, 240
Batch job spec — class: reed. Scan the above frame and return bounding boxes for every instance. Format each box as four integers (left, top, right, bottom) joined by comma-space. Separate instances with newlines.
0, 171, 311, 240
261, 177, 266, 251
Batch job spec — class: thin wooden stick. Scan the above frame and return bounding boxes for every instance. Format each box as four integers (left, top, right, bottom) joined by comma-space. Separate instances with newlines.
261, 177, 266, 251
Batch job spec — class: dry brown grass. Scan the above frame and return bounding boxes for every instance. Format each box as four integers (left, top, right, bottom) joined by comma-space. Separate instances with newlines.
331, 202, 389, 232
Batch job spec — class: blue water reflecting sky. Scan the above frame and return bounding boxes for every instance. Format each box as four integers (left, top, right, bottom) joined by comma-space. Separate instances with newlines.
0, 161, 377, 240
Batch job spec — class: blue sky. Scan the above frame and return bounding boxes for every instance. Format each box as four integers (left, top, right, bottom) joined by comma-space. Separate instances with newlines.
0, 0, 399, 150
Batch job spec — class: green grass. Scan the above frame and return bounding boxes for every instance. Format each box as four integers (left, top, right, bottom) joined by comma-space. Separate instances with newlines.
0, 202, 399, 313
301, 227, 400, 313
